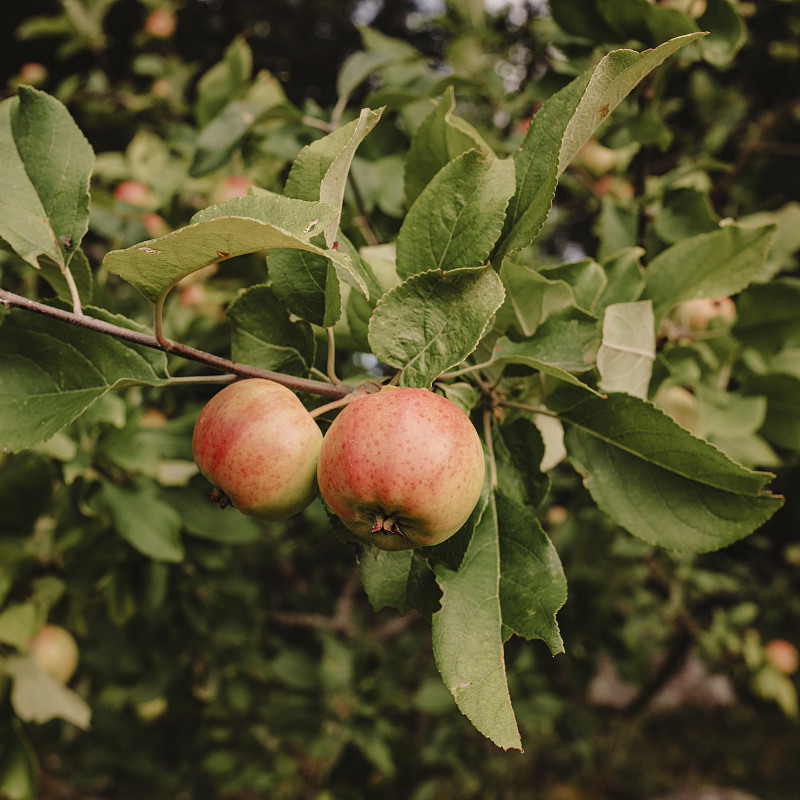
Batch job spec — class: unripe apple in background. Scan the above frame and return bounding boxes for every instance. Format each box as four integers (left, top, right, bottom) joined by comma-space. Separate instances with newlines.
678, 296, 736, 330
192, 379, 323, 519
765, 639, 799, 675
317, 387, 485, 551
29, 624, 79, 685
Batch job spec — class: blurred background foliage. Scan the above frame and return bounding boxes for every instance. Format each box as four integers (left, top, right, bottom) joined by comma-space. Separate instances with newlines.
1, 1, 799, 799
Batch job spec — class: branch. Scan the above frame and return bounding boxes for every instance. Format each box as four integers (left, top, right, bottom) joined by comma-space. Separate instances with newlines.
0, 288, 352, 400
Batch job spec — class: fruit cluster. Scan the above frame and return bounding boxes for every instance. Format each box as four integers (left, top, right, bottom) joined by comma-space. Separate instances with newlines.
192, 380, 485, 550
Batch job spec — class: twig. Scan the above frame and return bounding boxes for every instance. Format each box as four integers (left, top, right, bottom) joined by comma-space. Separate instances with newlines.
0, 288, 353, 400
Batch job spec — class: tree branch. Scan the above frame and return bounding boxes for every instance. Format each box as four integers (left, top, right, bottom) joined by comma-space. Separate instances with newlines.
0, 288, 353, 400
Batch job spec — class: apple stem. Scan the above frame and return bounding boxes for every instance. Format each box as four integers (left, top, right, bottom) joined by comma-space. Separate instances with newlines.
309, 395, 353, 419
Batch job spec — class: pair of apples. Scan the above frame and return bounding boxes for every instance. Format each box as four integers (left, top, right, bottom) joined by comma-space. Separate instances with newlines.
192, 380, 485, 551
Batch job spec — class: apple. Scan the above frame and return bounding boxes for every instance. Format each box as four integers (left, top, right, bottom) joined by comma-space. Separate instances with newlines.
144, 9, 176, 38
765, 639, 799, 676
29, 624, 79, 685
192, 379, 323, 519
114, 180, 156, 208
678, 296, 736, 330
18, 62, 48, 86
317, 387, 485, 551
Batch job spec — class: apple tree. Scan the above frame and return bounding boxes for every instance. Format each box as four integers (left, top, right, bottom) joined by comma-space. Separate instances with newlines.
0, 1, 798, 796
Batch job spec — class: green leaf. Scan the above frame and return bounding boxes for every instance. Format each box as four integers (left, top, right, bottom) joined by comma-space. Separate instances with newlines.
0, 307, 169, 453
495, 74, 586, 261
38, 248, 93, 306
101, 482, 184, 562
432, 495, 522, 751
336, 51, 405, 106
558, 34, 706, 176
404, 86, 493, 207
284, 108, 382, 213
369, 265, 505, 388
493, 315, 601, 393
698, 0, 747, 66
747, 374, 800, 453
734, 278, 800, 355
542, 259, 607, 313
643, 224, 777, 321
358, 550, 440, 615
162, 487, 262, 544
0, 721, 39, 800
654, 188, 721, 244
227, 284, 316, 375
596, 247, 645, 312
267, 250, 342, 328
0, 87, 93, 270
103, 212, 354, 303
0, 603, 38, 649
552, 390, 784, 552
191, 72, 287, 177
396, 150, 515, 279
5, 654, 91, 729
596, 301, 655, 399
496, 261, 574, 337
319, 107, 384, 248
496, 491, 567, 654
492, 418, 549, 509
194, 36, 253, 126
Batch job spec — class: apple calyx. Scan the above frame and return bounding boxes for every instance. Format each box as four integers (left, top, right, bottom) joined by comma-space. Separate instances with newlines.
371, 512, 406, 538
209, 487, 231, 509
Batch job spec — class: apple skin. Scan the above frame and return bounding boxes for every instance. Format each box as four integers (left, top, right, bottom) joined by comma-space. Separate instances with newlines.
317, 387, 485, 551
29, 624, 79, 685
192, 379, 323, 520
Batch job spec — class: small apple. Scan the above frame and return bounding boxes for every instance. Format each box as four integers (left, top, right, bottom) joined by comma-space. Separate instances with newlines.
678, 296, 736, 331
317, 387, 485, 551
192, 379, 323, 519
29, 624, 79, 685
144, 8, 176, 38
18, 62, 48, 86
114, 180, 156, 208
765, 639, 799, 676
